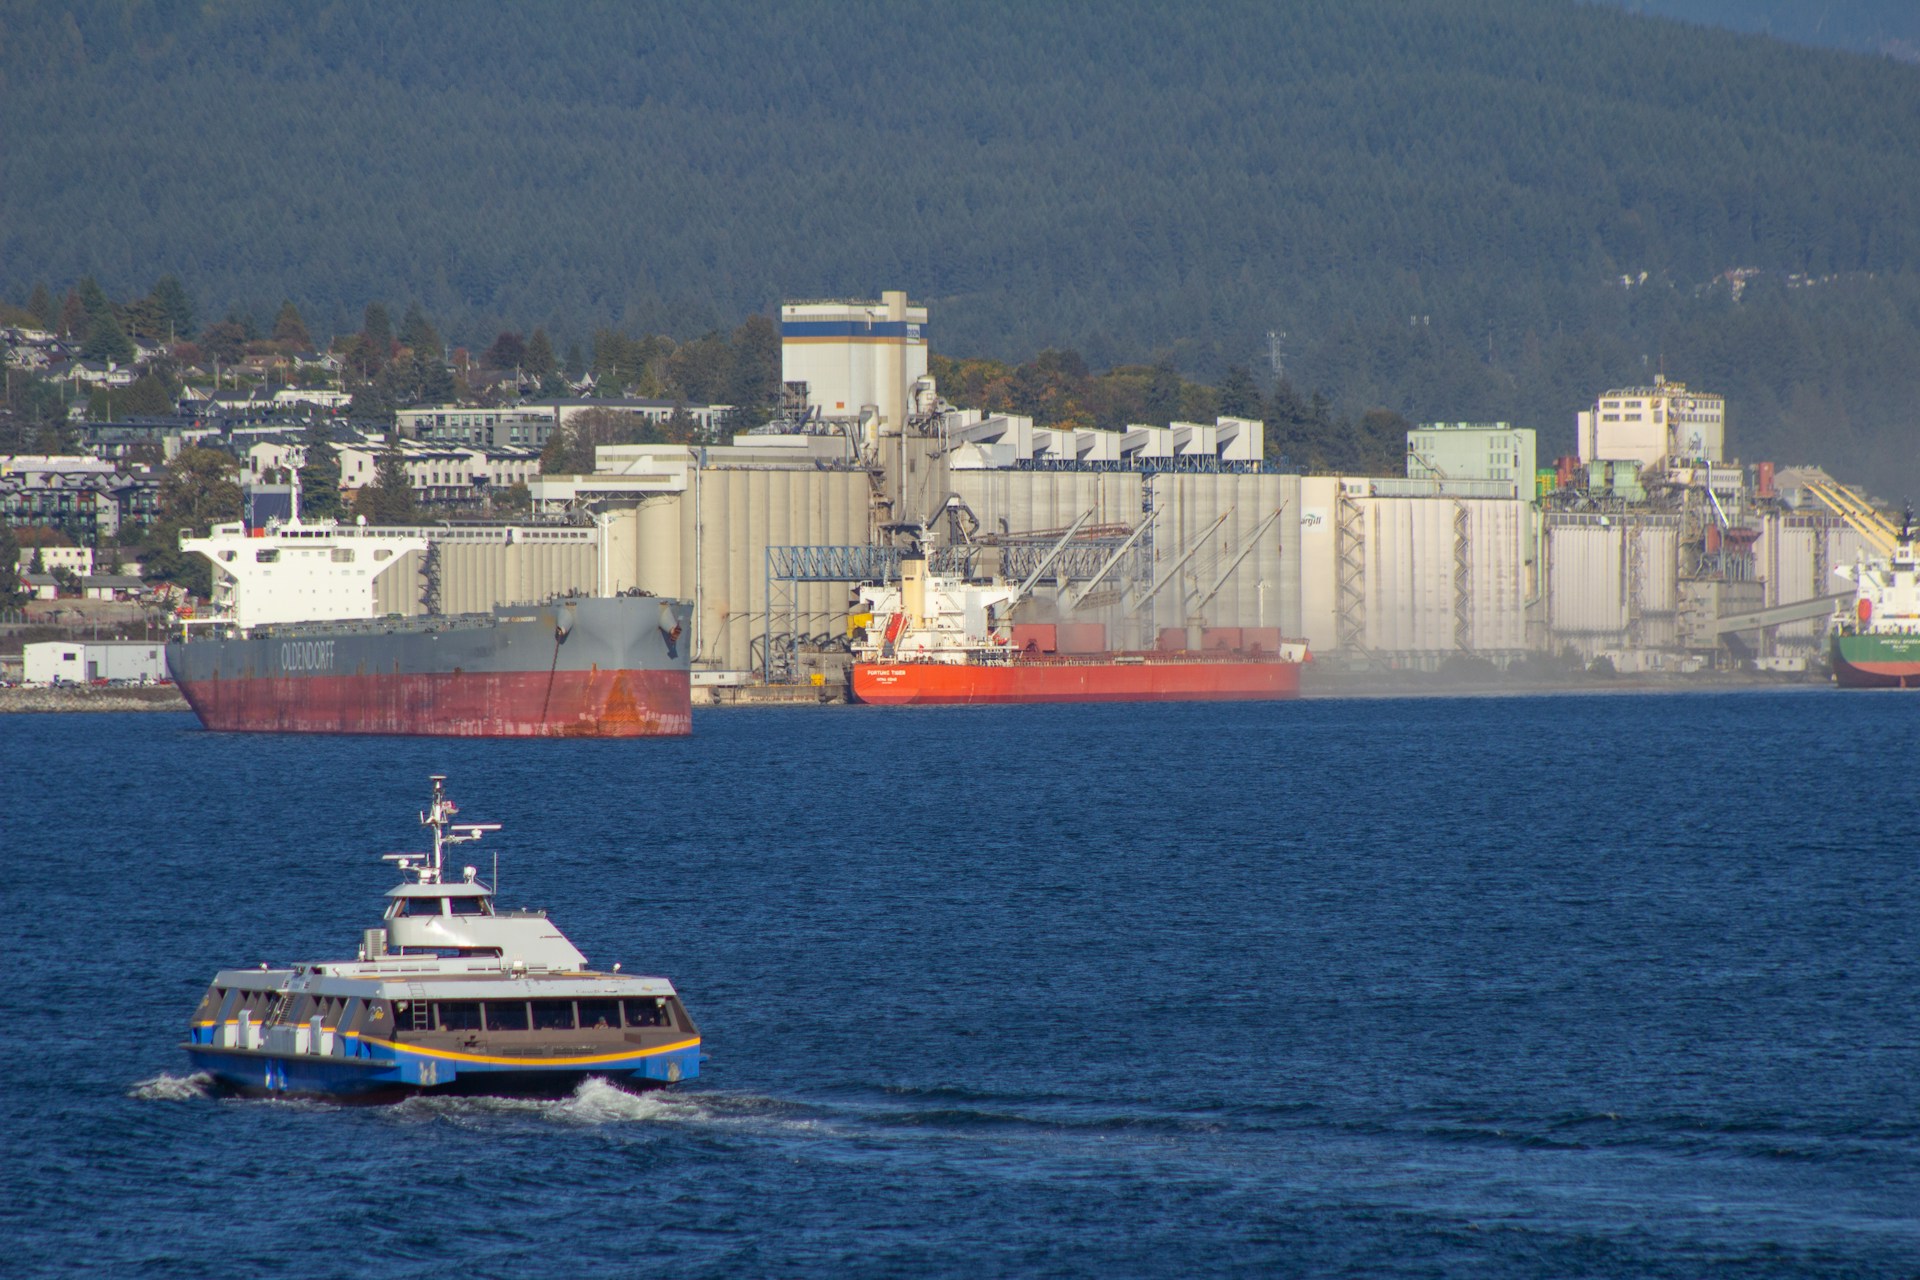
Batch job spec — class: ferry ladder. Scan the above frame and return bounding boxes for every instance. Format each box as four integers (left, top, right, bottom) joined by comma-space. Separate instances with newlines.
265, 989, 295, 1027
406, 981, 431, 1033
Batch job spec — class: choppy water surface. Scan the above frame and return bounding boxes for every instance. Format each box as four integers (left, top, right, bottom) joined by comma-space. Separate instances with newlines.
2, 691, 1915, 1277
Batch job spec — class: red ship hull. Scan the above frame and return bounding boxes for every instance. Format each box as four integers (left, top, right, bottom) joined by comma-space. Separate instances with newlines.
176, 669, 692, 737
851, 654, 1303, 705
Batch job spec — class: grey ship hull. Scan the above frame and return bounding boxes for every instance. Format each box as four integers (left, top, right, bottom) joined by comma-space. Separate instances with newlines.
166, 597, 692, 736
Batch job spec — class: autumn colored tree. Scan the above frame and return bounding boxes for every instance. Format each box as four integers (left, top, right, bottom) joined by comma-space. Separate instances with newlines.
56, 289, 87, 340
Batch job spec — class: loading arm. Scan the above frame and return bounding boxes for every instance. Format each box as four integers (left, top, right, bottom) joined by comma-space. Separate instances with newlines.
1003, 509, 1095, 616
1127, 509, 1233, 615
1065, 509, 1161, 611
1188, 507, 1283, 617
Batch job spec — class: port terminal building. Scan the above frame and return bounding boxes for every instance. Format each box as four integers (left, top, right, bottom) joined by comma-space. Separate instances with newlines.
252, 291, 1875, 684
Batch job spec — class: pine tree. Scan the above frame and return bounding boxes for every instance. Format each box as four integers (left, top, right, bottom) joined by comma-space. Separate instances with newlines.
82, 311, 136, 366
297, 427, 346, 520
1217, 365, 1262, 418
400, 303, 440, 357
361, 303, 394, 366
485, 331, 526, 370
354, 435, 419, 524
273, 301, 312, 349
25, 282, 55, 332
150, 276, 196, 340
0, 523, 25, 607
524, 328, 557, 379
1144, 358, 1182, 426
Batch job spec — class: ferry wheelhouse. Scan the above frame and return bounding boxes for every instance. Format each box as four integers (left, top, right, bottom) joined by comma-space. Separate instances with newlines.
183, 778, 700, 1099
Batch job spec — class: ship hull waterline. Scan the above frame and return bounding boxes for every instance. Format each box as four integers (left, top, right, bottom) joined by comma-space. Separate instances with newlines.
852, 656, 1304, 705
185, 1037, 700, 1102
1831, 633, 1920, 689
167, 598, 693, 737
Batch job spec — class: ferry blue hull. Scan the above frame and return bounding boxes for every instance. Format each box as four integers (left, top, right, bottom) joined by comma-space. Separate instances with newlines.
184, 1037, 700, 1101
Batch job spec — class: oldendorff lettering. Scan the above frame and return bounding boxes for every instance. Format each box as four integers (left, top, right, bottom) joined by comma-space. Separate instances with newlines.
278, 639, 336, 672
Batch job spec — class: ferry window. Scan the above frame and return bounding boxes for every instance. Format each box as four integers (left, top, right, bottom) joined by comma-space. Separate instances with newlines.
577, 999, 620, 1029
448, 896, 486, 916
255, 549, 278, 563
530, 1000, 576, 1031
622, 998, 668, 1028
396, 897, 445, 917
435, 1001, 483, 1031
485, 1001, 530, 1032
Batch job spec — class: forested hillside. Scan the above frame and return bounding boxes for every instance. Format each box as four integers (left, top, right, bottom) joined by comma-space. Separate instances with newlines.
5, 1, 1920, 487
1602, 1, 1920, 61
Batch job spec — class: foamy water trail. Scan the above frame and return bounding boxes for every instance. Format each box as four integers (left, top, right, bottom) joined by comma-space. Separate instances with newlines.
384, 1079, 825, 1136
130, 1072, 214, 1101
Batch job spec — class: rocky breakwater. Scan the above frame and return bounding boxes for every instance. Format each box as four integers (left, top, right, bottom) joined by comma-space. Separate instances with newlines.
0, 684, 190, 713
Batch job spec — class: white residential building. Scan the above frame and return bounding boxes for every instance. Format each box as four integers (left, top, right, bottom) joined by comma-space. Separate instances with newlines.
335, 441, 541, 505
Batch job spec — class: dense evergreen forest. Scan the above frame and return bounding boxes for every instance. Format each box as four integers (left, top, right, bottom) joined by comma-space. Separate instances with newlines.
5, 1, 1920, 490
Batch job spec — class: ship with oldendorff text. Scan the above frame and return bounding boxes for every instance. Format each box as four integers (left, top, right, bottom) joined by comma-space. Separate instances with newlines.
164, 499, 691, 737
183, 776, 701, 1100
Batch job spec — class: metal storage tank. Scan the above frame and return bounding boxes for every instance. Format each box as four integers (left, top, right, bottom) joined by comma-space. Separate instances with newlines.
680, 463, 873, 673
1547, 521, 1629, 637
1145, 473, 1303, 643
635, 495, 684, 599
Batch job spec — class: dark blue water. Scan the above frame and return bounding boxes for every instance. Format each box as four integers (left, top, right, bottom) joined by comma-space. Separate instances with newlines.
2, 691, 1915, 1277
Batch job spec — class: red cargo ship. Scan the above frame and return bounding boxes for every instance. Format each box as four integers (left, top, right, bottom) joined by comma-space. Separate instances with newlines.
849, 556, 1307, 706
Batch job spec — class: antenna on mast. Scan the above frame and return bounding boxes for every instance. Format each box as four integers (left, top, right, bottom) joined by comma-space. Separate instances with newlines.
416, 775, 501, 884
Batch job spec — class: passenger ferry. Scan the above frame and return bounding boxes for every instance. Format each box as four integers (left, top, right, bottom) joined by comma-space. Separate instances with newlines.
183, 777, 701, 1100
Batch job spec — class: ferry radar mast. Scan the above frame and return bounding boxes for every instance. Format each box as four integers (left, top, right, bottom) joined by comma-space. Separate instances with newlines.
384, 775, 501, 885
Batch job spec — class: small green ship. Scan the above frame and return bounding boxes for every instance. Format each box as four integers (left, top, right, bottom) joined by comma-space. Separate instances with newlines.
1830, 508, 1920, 688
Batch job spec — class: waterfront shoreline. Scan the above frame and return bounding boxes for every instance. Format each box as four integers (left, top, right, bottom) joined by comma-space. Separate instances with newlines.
0, 685, 190, 714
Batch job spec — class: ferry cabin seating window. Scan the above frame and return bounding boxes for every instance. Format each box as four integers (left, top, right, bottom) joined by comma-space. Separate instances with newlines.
433, 1001, 484, 1032
485, 1001, 530, 1032
531, 999, 576, 1031
624, 998, 669, 1027
577, 998, 620, 1030
398, 1000, 673, 1033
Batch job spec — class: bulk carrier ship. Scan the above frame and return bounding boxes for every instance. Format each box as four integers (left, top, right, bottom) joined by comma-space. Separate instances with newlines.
166, 512, 691, 736
1830, 509, 1920, 689
849, 552, 1308, 705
